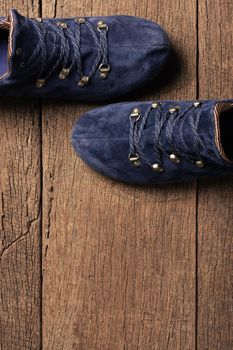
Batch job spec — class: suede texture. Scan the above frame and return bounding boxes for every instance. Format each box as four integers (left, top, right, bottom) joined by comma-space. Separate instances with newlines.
0, 9, 170, 101
72, 99, 233, 185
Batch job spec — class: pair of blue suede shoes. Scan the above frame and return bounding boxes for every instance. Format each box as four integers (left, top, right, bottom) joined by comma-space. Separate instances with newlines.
0, 9, 232, 185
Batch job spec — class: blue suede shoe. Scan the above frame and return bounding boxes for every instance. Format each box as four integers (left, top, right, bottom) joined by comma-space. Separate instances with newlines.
0, 9, 170, 101
72, 100, 233, 184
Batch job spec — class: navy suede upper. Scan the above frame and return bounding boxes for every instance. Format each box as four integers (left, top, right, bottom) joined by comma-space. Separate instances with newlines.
0, 9, 170, 101
72, 100, 233, 185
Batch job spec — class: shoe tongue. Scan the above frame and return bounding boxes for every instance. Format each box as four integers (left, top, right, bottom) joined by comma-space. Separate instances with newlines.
5, 9, 39, 77
4, 9, 99, 80
180, 101, 230, 162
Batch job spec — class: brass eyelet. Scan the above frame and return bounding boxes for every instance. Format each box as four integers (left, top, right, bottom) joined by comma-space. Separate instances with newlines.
152, 102, 160, 109
169, 106, 179, 114
97, 20, 108, 32
36, 78, 45, 88
99, 63, 111, 79
169, 153, 181, 164
151, 163, 164, 172
57, 21, 68, 29
130, 108, 141, 121
58, 68, 70, 80
16, 48, 22, 56
195, 160, 204, 168
128, 153, 140, 167
78, 76, 89, 87
194, 101, 202, 108
75, 17, 86, 24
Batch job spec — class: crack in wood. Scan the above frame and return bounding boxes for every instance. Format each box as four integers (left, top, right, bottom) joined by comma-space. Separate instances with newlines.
1, 192, 5, 233
46, 183, 54, 240
0, 211, 40, 260
54, 0, 58, 18
44, 174, 54, 259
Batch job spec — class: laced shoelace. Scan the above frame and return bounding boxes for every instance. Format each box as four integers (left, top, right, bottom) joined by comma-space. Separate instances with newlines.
128, 101, 206, 172
20, 17, 110, 88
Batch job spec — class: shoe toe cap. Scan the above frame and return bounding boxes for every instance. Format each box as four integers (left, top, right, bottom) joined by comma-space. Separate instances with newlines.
80, 16, 171, 100
108, 16, 171, 94
73, 102, 138, 137
108, 15, 170, 48
71, 103, 145, 182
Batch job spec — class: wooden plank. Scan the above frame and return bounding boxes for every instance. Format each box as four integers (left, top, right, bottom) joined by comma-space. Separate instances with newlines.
0, 3, 41, 350
42, 0, 197, 349
198, 0, 233, 349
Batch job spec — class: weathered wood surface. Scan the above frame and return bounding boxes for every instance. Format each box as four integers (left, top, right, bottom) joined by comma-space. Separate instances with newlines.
197, 0, 233, 349
0, 2, 41, 349
42, 0, 196, 349
0, 0, 232, 349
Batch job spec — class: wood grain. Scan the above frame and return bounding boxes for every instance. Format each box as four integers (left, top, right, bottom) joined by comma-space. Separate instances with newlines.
1, 0, 232, 349
0, 100, 41, 350
41, 1, 197, 349
0, 3, 41, 350
198, 0, 233, 349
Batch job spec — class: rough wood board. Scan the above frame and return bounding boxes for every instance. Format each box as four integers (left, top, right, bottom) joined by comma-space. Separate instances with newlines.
0, 3, 41, 350
41, 0, 196, 349
0, 99, 41, 350
2, 0, 232, 349
198, 0, 233, 349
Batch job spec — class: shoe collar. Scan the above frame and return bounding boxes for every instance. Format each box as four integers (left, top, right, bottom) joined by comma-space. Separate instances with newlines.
214, 101, 233, 162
